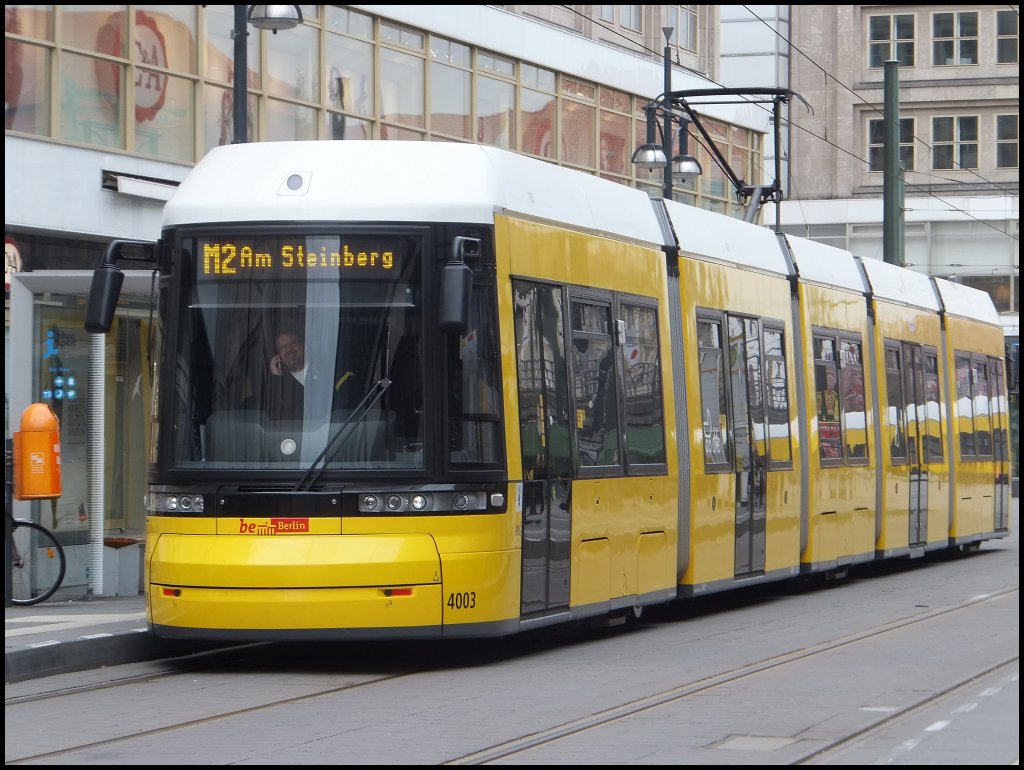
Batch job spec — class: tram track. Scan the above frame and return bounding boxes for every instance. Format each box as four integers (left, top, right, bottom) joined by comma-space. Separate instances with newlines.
791, 655, 1019, 765
4, 584, 1016, 765
4, 663, 422, 765
444, 586, 1018, 765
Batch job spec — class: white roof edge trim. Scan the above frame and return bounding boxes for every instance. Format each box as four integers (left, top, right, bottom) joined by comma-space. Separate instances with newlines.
858, 257, 940, 312
932, 275, 1001, 326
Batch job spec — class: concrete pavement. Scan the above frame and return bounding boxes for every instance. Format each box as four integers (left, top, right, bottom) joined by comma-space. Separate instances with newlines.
4, 593, 217, 683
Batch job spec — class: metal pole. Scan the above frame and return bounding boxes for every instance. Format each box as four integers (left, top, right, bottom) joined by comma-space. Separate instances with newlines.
87, 332, 105, 595
5, 438, 12, 607
232, 5, 248, 144
883, 59, 901, 265
662, 28, 674, 201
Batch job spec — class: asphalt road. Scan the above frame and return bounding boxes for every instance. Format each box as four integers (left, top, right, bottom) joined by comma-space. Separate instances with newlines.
5, 500, 1018, 765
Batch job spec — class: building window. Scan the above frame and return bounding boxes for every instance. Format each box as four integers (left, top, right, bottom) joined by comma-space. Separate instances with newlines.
932, 11, 978, 65
429, 36, 471, 140
868, 117, 915, 171
621, 6, 641, 33
932, 115, 978, 170
599, 86, 631, 178
3, 6, 762, 218
668, 6, 698, 52
476, 51, 516, 149
599, 5, 614, 22
996, 9, 1018, 64
868, 13, 914, 68
997, 114, 1019, 169
520, 64, 556, 160
560, 76, 596, 170
324, 6, 375, 141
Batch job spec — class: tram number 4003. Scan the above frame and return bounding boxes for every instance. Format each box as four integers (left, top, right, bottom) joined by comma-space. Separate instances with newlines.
447, 591, 477, 610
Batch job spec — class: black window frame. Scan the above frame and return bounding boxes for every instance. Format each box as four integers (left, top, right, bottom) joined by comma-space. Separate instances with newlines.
813, 327, 845, 466
696, 309, 733, 474
763, 321, 793, 470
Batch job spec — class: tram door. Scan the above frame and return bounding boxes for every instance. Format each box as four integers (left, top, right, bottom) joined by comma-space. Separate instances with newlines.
513, 281, 572, 615
728, 316, 767, 575
902, 342, 928, 545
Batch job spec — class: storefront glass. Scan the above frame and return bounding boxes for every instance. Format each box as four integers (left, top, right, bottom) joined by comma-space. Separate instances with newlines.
29, 293, 152, 594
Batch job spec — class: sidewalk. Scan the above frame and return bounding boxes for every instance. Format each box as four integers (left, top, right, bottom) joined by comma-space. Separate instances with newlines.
5, 593, 216, 684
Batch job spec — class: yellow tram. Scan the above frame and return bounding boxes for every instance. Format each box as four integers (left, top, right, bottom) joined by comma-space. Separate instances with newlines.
85, 141, 1011, 641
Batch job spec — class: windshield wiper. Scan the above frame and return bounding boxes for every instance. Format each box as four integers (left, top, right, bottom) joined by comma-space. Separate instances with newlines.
293, 377, 392, 492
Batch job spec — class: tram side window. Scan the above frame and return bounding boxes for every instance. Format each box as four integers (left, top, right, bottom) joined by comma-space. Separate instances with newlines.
839, 337, 867, 462
885, 345, 907, 463
972, 357, 992, 457
512, 280, 572, 479
619, 301, 666, 469
448, 284, 503, 465
955, 353, 975, 457
764, 326, 792, 466
991, 358, 1007, 464
923, 350, 944, 462
697, 316, 731, 471
570, 298, 621, 472
814, 334, 843, 462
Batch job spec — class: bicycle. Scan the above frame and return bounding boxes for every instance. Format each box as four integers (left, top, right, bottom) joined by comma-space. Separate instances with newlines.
9, 515, 67, 606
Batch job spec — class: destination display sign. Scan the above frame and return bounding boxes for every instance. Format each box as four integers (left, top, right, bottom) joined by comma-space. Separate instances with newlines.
198, 238, 399, 278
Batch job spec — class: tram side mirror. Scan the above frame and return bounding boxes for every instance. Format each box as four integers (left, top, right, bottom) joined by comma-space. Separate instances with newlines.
85, 264, 125, 334
438, 236, 478, 334
84, 239, 157, 334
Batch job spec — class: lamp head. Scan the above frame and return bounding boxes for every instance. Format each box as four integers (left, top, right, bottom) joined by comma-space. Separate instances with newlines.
247, 5, 303, 33
631, 143, 668, 172
671, 154, 702, 183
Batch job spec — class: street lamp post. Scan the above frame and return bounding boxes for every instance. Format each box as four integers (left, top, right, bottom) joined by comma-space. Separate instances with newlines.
231, 5, 303, 144
661, 27, 674, 200
629, 27, 700, 201
632, 24, 807, 222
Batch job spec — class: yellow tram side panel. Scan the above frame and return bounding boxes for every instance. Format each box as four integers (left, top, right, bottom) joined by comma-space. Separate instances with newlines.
495, 214, 680, 609
869, 302, 948, 551
797, 282, 876, 567
943, 315, 1009, 539
676, 256, 802, 589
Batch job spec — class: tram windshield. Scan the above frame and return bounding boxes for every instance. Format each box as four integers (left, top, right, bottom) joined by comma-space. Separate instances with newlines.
167, 232, 425, 471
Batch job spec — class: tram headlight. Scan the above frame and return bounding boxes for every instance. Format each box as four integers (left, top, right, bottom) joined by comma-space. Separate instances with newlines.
355, 490, 495, 514
147, 492, 207, 514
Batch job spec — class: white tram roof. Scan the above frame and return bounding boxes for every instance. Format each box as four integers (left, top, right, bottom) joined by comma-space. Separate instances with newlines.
932, 276, 1000, 326
858, 256, 941, 312
162, 141, 664, 247
661, 199, 789, 277
783, 234, 865, 293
